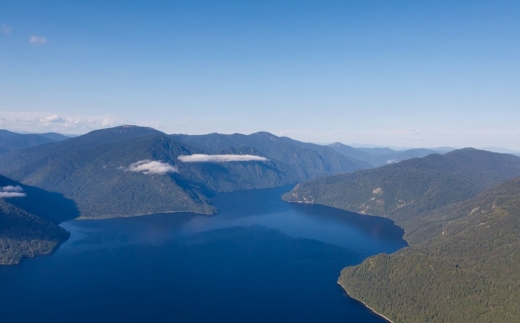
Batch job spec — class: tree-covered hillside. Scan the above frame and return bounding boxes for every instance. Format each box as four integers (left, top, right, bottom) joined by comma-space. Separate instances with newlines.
283, 148, 520, 322
171, 131, 371, 177
339, 175, 520, 323
0, 200, 70, 265
0, 126, 368, 219
0, 129, 72, 153
0, 129, 71, 151
0, 175, 72, 265
283, 148, 520, 239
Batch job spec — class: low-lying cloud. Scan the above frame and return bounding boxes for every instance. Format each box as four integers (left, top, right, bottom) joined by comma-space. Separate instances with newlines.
126, 160, 178, 175
178, 154, 269, 163
0, 185, 26, 198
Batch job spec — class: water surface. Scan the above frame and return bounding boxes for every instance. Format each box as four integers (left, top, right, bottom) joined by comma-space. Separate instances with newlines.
0, 186, 406, 322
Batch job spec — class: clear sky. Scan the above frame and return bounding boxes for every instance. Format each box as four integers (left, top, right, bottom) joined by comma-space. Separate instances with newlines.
1, 1, 519, 150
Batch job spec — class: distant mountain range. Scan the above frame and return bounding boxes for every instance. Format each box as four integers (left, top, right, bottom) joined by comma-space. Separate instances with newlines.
328, 142, 448, 166
0, 129, 70, 152
283, 148, 520, 322
0, 126, 369, 219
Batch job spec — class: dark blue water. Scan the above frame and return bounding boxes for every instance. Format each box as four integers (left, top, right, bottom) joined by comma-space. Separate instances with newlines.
0, 186, 407, 323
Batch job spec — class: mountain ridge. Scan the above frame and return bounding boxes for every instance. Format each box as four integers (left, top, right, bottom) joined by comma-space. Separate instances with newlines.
328, 142, 444, 167
283, 148, 520, 240
0, 126, 369, 219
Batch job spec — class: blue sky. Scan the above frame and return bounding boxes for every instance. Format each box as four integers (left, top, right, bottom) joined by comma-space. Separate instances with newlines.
1, 1, 519, 150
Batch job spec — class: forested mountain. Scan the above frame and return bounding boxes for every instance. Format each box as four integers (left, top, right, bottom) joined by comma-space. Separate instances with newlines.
339, 175, 520, 323
171, 132, 371, 176
328, 142, 442, 166
38, 132, 71, 141
0, 175, 72, 265
0, 134, 55, 151
0, 129, 70, 151
0, 130, 18, 138
0, 126, 367, 219
284, 149, 520, 322
283, 148, 520, 239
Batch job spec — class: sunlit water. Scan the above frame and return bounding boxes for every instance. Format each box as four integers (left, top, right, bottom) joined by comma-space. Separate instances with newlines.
0, 186, 406, 322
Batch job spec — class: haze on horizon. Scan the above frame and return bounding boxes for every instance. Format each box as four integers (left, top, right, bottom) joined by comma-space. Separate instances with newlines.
1, 1, 519, 150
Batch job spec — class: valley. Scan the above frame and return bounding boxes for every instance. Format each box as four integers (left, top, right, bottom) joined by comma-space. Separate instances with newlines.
1, 126, 520, 322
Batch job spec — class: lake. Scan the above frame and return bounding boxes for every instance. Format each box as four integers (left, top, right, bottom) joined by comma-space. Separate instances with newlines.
0, 186, 407, 322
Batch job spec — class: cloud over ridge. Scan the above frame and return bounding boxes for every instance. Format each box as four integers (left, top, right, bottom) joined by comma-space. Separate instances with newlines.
0, 185, 26, 198
126, 160, 178, 175
178, 154, 269, 163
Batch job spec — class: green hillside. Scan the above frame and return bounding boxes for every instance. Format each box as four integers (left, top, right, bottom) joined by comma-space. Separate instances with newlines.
283, 148, 520, 322
0, 175, 72, 265
0, 200, 70, 265
0, 126, 367, 219
339, 176, 520, 323
0, 129, 70, 151
283, 148, 520, 240
171, 131, 371, 177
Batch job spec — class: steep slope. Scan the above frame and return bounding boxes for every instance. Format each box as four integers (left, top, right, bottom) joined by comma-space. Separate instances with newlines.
0, 133, 214, 218
283, 148, 520, 238
0, 175, 72, 265
339, 176, 520, 323
0, 200, 70, 265
0, 125, 164, 180
171, 132, 371, 178
0, 175, 79, 224
0, 126, 346, 218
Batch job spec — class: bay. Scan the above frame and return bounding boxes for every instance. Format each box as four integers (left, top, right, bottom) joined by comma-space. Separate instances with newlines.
0, 186, 406, 322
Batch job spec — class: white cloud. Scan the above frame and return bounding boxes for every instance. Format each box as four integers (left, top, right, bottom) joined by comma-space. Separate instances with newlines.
0, 192, 26, 198
29, 35, 47, 45
40, 115, 66, 124
0, 185, 26, 198
0, 111, 127, 134
2, 25, 12, 35
2, 185, 24, 192
126, 160, 178, 175
178, 154, 269, 163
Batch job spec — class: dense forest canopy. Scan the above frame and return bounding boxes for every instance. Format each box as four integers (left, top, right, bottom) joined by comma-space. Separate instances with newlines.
284, 149, 520, 322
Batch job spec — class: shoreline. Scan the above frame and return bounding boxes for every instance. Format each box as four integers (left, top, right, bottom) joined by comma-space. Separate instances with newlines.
74, 209, 214, 221
338, 281, 395, 323
285, 199, 404, 323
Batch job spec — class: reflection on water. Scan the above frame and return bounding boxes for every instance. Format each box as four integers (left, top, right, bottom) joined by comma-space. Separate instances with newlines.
0, 186, 406, 323
62, 186, 405, 254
